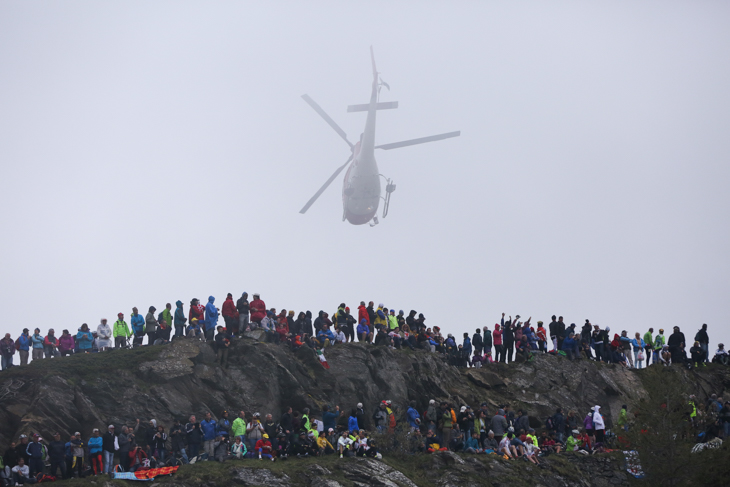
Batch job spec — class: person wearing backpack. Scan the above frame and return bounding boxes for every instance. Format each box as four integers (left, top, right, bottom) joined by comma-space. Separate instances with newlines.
0, 333, 15, 370
130, 308, 145, 347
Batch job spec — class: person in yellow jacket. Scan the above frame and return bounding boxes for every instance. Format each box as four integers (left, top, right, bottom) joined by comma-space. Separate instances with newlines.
113, 313, 131, 348
373, 305, 388, 329
316, 434, 334, 455
388, 310, 398, 331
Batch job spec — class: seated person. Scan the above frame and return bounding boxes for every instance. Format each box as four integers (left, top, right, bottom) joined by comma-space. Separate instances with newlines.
565, 430, 580, 451
337, 430, 354, 458
713, 344, 729, 365
449, 430, 464, 452
316, 433, 335, 455
231, 436, 247, 459
426, 430, 447, 453
482, 430, 499, 452
523, 437, 540, 464
11, 458, 36, 485
498, 433, 517, 459
464, 432, 483, 453
255, 434, 275, 461
690, 341, 706, 367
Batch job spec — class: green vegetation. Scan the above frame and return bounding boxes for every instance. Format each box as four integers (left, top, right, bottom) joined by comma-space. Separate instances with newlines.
1, 345, 163, 382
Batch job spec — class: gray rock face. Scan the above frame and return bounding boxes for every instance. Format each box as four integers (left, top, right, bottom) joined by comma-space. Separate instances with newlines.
232, 467, 291, 486
1, 338, 727, 486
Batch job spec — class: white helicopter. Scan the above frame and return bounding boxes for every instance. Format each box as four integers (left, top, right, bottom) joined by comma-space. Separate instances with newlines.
299, 47, 460, 226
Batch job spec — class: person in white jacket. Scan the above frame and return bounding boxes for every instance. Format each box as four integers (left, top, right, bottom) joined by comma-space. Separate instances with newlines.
592, 405, 606, 443
97, 319, 113, 351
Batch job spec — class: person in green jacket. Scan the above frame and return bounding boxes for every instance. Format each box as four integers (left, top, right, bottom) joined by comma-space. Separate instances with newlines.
565, 430, 580, 451
440, 403, 453, 446
617, 405, 628, 431
113, 313, 131, 348
643, 328, 654, 366
653, 329, 666, 364
162, 304, 174, 337
231, 411, 247, 443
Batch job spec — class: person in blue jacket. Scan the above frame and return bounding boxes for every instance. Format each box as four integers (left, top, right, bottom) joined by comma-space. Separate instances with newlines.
76, 324, 94, 352
204, 296, 219, 342
31, 328, 44, 361
317, 324, 336, 348
561, 332, 579, 361
26, 434, 45, 476
131, 307, 146, 347
348, 409, 359, 433
407, 401, 421, 432
87, 429, 103, 475
357, 319, 372, 343
200, 412, 217, 460
17, 328, 31, 366
174, 300, 187, 338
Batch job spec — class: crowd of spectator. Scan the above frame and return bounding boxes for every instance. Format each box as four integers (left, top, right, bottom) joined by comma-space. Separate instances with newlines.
0, 292, 726, 372
1, 292, 729, 484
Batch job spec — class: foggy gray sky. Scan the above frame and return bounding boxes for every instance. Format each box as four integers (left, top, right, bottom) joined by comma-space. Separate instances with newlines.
1, 1, 729, 352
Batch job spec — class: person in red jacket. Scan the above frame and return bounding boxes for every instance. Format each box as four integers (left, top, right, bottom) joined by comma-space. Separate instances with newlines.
493, 324, 504, 363
249, 293, 266, 325
357, 302, 370, 328
128, 445, 148, 472
255, 434, 275, 461
189, 298, 205, 324
221, 293, 240, 335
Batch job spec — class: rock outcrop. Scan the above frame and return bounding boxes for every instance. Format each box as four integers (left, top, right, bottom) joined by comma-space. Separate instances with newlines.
1, 337, 728, 486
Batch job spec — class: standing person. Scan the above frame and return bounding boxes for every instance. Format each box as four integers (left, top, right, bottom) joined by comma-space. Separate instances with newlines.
358, 302, 370, 329
43, 329, 60, 358
200, 412, 217, 460
214, 327, 231, 368
631, 333, 646, 369
592, 406, 606, 444
145, 306, 158, 345
31, 328, 44, 361
76, 324, 94, 353
160, 303, 174, 338
170, 419, 189, 464
87, 429, 103, 475
653, 328, 666, 364
48, 433, 67, 479
231, 411, 247, 444
493, 324, 504, 363
222, 294, 240, 336
189, 299, 205, 326
16, 329, 31, 366
501, 316, 515, 363
536, 322, 547, 352
407, 401, 421, 433
117, 425, 135, 472
58, 330, 75, 356
130, 308, 145, 347
482, 326, 493, 357
246, 413, 265, 453
695, 324, 710, 363
173, 301, 187, 338
204, 297, 219, 342
101, 425, 118, 475
549, 315, 558, 351
1, 333, 16, 370
249, 293, 266, 326
440, 403, 453, 446
97, 319, 113, 351
668, 326, 686, 364
643, 328, 654, 366
236, 293, 250, 332
26, 435, 44, 477
556, 316, 567, 352
113, 313, 131, 348
70, 432, 84, 478
491, 409, 508, 443
185, 416, 203, 460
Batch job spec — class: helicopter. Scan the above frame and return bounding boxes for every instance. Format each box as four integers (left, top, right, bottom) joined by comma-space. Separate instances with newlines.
299, 47, 460, 226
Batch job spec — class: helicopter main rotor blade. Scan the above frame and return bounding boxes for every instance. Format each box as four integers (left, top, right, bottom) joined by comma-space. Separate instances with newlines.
299, 154, 354, 214
375, 131, 461, 150
301, 95, 353, 149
